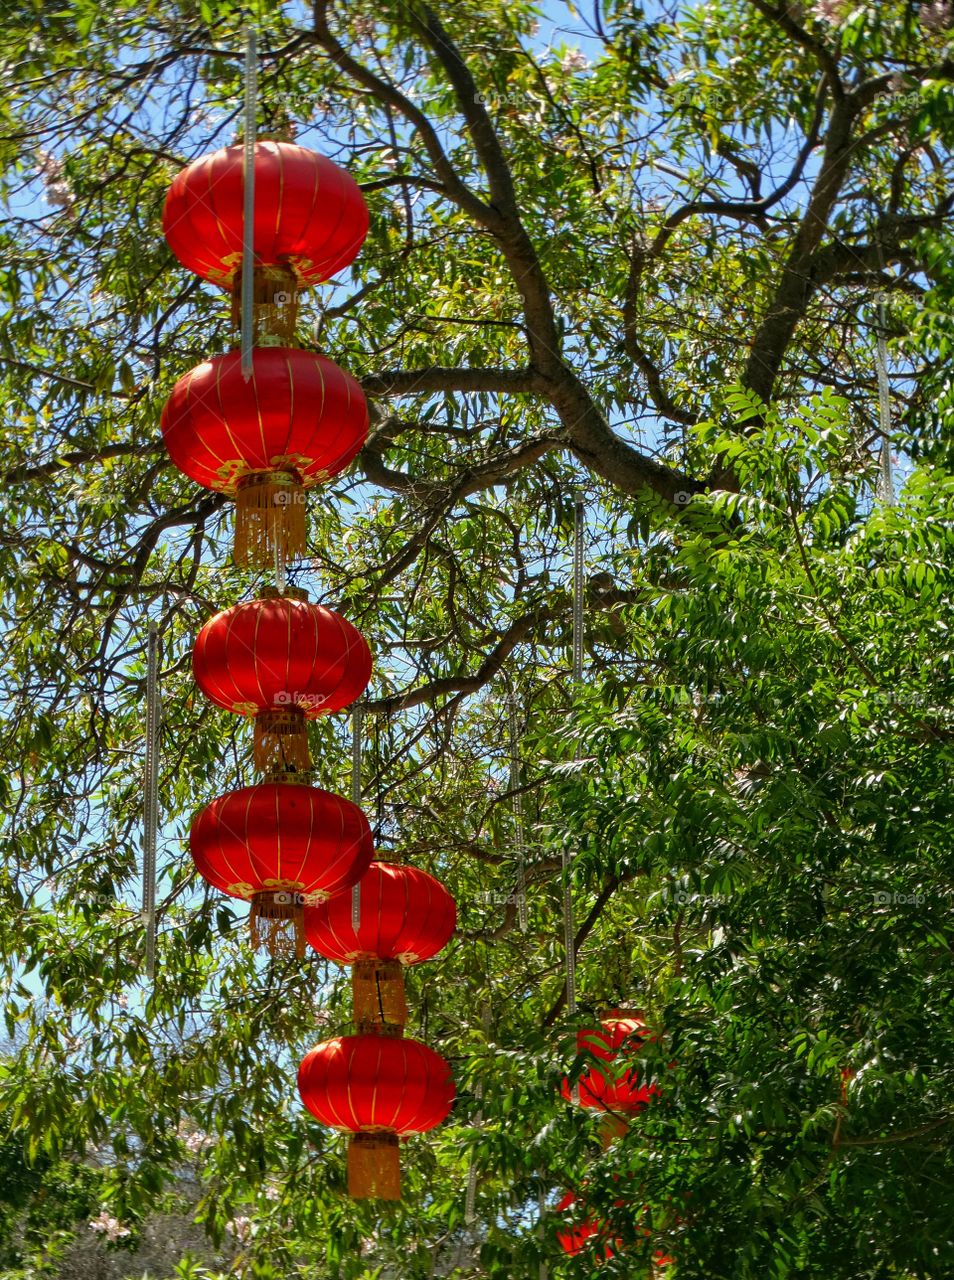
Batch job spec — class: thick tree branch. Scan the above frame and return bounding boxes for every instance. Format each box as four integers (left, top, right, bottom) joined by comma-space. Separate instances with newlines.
746, 196, 954, 410
557, 371, 706, 501
622, 80, 825, 428
360, 366, 546, 397
743, 93, 861, 404
748, 0, 844, 95
310, 2, 495, 228
316, 5, 706, 507
359, 422, 561, 502
410, 4, 564, 369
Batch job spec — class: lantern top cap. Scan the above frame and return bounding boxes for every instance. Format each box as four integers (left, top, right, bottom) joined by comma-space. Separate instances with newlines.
261, 585, 309, 602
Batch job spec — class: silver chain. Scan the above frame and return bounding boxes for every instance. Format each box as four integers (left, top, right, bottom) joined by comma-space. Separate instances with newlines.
351, 705, 363, 931
508, 696, 529, 932
874, 293, 895, 507
240, 25, 257, 381
142, 622, 160, 980
564, 495, 585, 1018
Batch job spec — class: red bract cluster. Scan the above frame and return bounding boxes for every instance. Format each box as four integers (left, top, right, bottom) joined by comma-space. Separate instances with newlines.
558, 1011, 672, 1267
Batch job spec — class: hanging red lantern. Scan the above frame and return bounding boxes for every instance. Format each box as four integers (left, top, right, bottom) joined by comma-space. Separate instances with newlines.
298, 1034, 454, 1200
305, 862, 456, 965
192, 589, 371, 774
562, 1011, 660, 1142
163, 140, 369, 288
304, 862, 456, 1030
190, 782, 373, 955
162, 348, 367, 565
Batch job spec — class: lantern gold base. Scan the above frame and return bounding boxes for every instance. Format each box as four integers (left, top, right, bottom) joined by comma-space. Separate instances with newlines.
348, 1131, 400, 1200
234, 470, 306, 568
250, 889, 305, 958
261, 765, 312, 786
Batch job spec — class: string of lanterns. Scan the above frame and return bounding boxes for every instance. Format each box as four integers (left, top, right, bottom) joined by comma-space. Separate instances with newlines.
159, 117, 455, 1201
153, 39, 669, 1246
302, 862, 456, 1198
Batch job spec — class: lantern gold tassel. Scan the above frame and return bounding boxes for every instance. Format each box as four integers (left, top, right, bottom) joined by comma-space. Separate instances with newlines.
230, 263, 300, 347
348, 1132, 401, 1200
253, 706, 311, 773
353, 959, 408, 1033
250, 889, 305, 958
234, 470, 306, 567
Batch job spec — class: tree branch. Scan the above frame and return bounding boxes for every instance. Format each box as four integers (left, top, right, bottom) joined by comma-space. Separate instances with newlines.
316, 5, 706, 507
542, 873, 637, 1027
748, 0, 844, 95
3, 441, 164, 485
310, 2, 495, 228
363, 605, 556, 714
359, 421, 561, 501
743, 93, 861, 404
360, 366, 546, 397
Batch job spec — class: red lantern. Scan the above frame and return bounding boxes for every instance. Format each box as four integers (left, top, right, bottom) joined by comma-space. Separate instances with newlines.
305, 862, 455, 963
190, 782, 373, 954
305, 861, 456, 1031
561, 1012, 660, 1137
298, 1034, 454, 1200
163, 140, 369, 287
192, 589, 371, 774
162, 348, 367, 565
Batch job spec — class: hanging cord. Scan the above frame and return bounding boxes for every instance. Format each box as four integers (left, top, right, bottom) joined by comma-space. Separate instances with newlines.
874, 293, 896, 507
273, 529, 286, 595
351, 705, 364, 931
563, 494, 585, 1020
507, 695, 529, 932
464, 1002, 492, 1226
538, 1178, 549, 1280
572, 496, 585, 685
240, 24, 257, 382
872, 235, 895, 506
142, 622, 160, 981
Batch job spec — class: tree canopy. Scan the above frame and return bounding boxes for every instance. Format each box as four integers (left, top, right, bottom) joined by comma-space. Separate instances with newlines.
0, 1, 953, 1276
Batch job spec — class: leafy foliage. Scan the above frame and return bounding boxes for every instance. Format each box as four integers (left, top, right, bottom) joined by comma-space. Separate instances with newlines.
0, 0, 952, 1276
